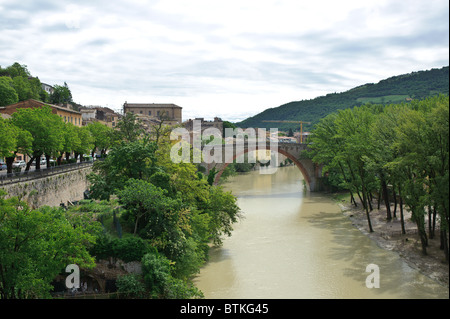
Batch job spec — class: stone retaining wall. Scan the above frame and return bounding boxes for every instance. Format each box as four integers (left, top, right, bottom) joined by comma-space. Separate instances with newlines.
1, 166, 92, 208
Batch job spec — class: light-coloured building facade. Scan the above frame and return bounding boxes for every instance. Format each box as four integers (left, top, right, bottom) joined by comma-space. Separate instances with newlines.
41, 83, 54, 95
123, 102, 182, 126
80, 106, 121, 128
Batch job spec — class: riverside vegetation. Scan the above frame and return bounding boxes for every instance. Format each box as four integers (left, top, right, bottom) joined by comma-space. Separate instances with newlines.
307, 95, 449, 264
1, 89, 448, 298
0, 113, 240, 299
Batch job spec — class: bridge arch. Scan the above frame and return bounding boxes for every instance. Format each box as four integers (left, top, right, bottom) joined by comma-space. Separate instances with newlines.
213, 145, 313, 191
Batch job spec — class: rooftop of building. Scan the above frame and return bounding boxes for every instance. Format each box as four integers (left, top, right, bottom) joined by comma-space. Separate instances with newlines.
123, 102, 182, 109
1, 99, 81, 115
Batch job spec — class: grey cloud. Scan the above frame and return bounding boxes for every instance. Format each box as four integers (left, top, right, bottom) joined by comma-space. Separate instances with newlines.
1, 0, 448, 120
0, 16, 24, 30
1, 0, 64, 14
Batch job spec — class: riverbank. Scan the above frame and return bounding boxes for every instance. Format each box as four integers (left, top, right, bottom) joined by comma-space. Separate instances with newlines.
337, 197, 449, 288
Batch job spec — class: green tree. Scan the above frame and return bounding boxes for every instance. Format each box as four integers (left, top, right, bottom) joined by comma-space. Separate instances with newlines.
0, 63, 45, 104
370, 103, 410, 229
87, 121, 114, 157
57, 122, 81, 164
88, 139, 158, 199
391, 96, 449, 257
141, 252, 172, 298
72, 126, 94, 163
11, 106, 64, 170
115, 112, 144, 142
155, 138, 210, 207
307, 113, 350, 193
308, 95, 449, 261
117, 179, 183, 240
309, 106, 377, 232
0, 118, 20, 161
49, 82, 72, 104
0, 117, 33, 174
204, 186, 241, 245
1, 62, 31, 78
0, 76, 19, 106
0, 190, 100, 299
140, 252, 203, 299
12, 76, 32, 101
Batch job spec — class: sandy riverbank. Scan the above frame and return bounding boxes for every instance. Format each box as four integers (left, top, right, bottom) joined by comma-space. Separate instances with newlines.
337, 199, 449, 288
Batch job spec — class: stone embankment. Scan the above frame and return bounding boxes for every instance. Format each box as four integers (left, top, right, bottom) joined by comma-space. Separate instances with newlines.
1, 166, 92, 208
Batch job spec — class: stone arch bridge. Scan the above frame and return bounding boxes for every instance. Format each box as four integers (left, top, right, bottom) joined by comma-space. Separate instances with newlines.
200, 142, 324, 192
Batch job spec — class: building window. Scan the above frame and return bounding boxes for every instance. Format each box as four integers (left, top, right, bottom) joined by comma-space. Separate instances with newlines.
64, 116, 66, 122
148, 111, 151, 116
140, 110, 143, 114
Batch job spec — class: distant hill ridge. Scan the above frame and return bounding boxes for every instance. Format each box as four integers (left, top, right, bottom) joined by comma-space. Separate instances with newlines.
237, 66, 449, 131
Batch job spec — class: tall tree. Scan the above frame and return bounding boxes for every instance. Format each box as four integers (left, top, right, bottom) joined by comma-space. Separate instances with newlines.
72, 126, 94, 163
87, 121, 114, 157
115, 112, 144, 142
11, 106, 64, 170
0, 118, 33, 174
57, 122, 81, 164
334, 106, 377, 232
0, 76, 19, 106
88, 139, 158, 200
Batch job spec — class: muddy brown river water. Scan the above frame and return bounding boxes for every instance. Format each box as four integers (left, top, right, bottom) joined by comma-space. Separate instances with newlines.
193, 165, 449, 299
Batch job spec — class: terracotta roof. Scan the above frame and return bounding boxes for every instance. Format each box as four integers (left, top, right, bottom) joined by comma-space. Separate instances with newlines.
3, 99, 81, 115
124, 102, 182, 109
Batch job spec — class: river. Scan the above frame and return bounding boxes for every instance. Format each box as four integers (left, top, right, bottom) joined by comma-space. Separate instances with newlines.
193, 165, 449, 299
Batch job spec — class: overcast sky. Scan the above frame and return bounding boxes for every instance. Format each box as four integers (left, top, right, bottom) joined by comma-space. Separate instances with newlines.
1, 0, 448, 122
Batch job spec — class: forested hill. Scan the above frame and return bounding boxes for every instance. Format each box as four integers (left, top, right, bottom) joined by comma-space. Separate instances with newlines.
237, 66, 449, 132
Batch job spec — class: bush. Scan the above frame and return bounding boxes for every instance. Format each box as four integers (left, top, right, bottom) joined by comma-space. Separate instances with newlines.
113, 236, 152, 263
141, 252, 171, 298
141, 252, 205, 299
116, 274, 146, 299
90, 234, 153, 263
163, 276, 204, 299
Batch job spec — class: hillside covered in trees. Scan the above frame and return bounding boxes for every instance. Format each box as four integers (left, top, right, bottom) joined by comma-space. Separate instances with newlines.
237, 66, 449, 132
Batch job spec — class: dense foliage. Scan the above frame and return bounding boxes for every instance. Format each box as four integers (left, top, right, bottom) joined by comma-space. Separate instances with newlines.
0, 190, 101, 299
84, 113, 241, 298
0, 105, 115, 173
1, 111, 241, 299
0, 62, 73, 106
307, 95, 449, 261
238, 66, 449, 132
